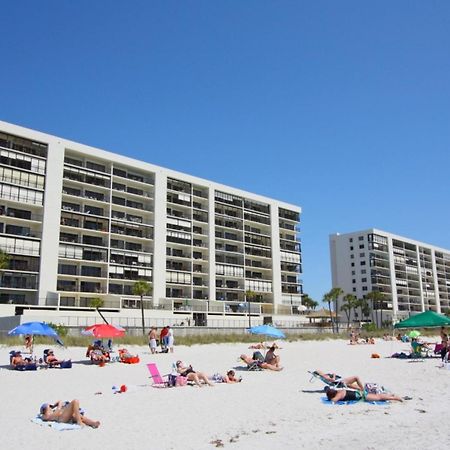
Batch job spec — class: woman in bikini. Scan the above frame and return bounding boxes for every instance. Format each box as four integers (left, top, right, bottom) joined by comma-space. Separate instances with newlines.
40, 400, 100, 428
325, 387, 403, 403
175, 361, 214, 387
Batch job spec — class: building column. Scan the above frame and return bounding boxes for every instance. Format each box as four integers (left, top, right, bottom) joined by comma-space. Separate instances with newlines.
152, 170, 167, 305
38, 139, 65, 305
431, 249, 441, 313
387, 236, 399, 319
208, 187, 216, 302
270, 203, 282, 309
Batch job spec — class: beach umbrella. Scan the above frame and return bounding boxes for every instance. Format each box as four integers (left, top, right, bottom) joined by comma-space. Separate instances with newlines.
408, 330, 421, 339
8, 321, 63, 345
248, 324, 286, 339
394, 310, 450, 329
82, 323, 125, 338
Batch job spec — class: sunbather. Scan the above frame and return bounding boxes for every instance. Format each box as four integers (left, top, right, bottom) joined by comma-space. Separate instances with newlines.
45, 349, 66, 367
313, 370, 364, 390
210, 370, 242, 383
10, 351, 36, 369
175, 360, 214, 387
40, 400, 100, 428
325, 386, 403, 403
240, 353, 283, 371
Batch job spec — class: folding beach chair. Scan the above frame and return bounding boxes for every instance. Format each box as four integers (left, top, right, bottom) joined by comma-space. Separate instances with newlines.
308, 371, 348, 389
146, 363, 174, 388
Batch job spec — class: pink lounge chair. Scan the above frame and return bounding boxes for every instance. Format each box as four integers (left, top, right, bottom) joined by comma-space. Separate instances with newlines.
146, 363, 171, 388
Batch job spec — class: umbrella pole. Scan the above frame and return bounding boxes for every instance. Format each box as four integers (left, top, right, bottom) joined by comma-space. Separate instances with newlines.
97, 308, 109, 325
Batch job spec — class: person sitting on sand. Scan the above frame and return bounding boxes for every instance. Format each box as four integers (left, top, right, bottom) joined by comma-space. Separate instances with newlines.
40, 400, 100, 428
240, 353, 283, 371
313, 370, 364, 390
264, 345, 282, 369
175, 360, 214, 387
325, 386, 403, 403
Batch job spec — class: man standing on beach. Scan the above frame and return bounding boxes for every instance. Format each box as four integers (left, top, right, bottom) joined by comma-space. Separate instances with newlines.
148, 327, 158, 354
160, 326, 169, 353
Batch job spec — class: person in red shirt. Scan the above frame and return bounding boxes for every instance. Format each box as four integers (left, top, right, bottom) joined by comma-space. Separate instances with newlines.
159, 326, 169, 353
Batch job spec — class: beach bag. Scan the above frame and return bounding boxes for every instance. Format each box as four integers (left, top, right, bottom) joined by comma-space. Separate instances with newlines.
364, 383, 385, 394
176, 375, 188, 387
167, 374, 177, 387
60, 360, 72, 369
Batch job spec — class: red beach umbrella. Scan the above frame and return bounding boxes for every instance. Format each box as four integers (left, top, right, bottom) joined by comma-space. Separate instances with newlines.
82, 323, 125, 338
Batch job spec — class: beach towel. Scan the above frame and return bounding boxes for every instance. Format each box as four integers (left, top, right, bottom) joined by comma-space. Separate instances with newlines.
31, 416, 81, 431
320, 397, 389, 406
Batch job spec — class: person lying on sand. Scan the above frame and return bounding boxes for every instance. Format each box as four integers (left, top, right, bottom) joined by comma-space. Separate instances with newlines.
313, 370, 364, 390
248, 342, 281, 350
210, 369, 242, 383
175, 361, 214, 387
40, 400, 100, 428
325, 386, 403, 403
240, 353, 283, 371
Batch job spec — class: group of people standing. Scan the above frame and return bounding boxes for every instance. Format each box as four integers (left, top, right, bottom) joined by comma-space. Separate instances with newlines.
148, 326, 174, 354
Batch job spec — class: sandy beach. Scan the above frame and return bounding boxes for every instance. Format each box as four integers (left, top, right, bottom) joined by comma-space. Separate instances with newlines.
2, 338, 449, 450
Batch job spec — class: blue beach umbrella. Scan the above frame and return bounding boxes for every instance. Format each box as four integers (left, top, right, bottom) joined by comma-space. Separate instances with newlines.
8, 321, 63, 345
248, 324, 286, 339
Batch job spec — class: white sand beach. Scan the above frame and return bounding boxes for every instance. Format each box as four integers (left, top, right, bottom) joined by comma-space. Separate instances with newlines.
2, 338, 450, 450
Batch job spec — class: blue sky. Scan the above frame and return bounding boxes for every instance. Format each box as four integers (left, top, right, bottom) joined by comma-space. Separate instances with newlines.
1, 1, 449, 303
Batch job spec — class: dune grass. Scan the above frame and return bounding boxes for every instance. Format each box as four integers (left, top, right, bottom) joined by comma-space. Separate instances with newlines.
0, 328, 438, 348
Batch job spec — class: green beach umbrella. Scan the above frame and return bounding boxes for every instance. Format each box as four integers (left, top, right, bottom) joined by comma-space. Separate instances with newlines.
394, 310, 450, 329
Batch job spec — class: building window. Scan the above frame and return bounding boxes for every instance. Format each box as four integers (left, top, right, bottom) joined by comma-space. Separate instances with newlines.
362, 277, 367, 282
359, 244, 364, 249
360, 252, 365, 257
352, 270, 355, 275
361, 269, 366, 274
349, 238, 353, 242
350, 246, 354, 251
352, 287, 356, 292
360, 261, 366, 266
351, 262, 355, 267
352, 279, 356, 284
359, 236, 364, 241
362, 286, 368, 291
350, 254, 354, 259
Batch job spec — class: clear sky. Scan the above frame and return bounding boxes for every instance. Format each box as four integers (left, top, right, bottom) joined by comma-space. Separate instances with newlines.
1, 1, 449, 303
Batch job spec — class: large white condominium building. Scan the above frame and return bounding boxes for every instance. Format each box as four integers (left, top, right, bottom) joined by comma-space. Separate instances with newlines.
330, 229, 450, 321
0, 120, 302, 323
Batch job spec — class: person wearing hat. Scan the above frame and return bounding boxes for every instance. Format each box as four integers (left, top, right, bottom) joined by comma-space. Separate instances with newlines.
45, 349, 64, 367
11, 351, 26, 368
40, 400, 100, 428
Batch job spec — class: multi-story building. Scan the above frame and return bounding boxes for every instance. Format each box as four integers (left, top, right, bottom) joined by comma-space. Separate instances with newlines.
0, 120, 302, 325
330, 229, 450, 322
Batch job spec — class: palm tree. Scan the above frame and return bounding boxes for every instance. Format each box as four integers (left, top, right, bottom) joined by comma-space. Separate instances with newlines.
323, 292, 334, 332
366, 291, 385, 328
324, 287, 344, 333
0, 249, 9, 287
302, 294, 318, 311
245, 290, 257, 328
89, 297, 108, 324
132, 281, 152, 335
342, 293, 357, 327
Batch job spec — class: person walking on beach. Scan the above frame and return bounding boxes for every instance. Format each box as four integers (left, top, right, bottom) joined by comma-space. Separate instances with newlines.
160, 326, 169, 353
148, 327, 158, 354
167, 325, 174, 353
